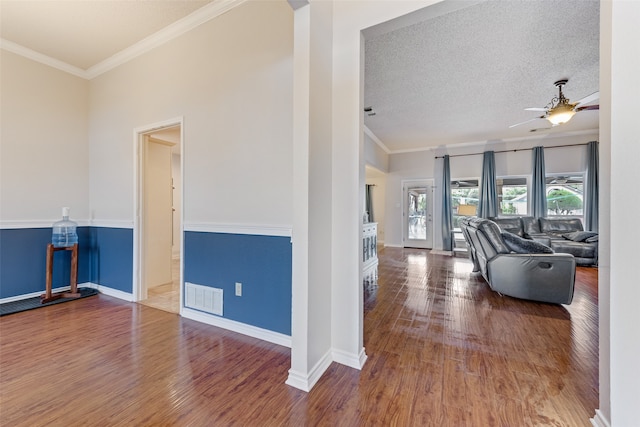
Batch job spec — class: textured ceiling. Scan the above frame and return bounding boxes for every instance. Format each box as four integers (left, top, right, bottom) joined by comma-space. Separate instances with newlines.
0, 0, 214, 70
364, 0, 600, 152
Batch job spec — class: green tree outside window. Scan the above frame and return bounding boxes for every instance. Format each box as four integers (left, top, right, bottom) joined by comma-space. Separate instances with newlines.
547, 189, 582, 215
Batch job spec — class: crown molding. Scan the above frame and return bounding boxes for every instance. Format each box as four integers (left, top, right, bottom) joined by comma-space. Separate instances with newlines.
287, 0, 309, 11
1, 0, 250, 81
85, 0, 250, 79
389, 128, 600, 155
0, 38, 88, 79
364, 126, 391, 154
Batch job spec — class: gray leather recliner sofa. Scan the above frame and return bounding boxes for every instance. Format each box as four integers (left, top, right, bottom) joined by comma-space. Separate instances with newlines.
460, 217, 576, 304
490, 216, 598, 266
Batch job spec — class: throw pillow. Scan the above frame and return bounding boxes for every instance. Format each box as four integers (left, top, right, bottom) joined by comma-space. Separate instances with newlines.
563, 231, 599, 242
586, 235, 599, 243
501, 231, 554, 254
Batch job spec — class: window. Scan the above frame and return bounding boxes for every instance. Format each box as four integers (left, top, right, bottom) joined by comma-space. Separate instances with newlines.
497, 177, 527, 216
545, 174, 584, 217
451, 179, 478, 228
407, 187, 427, 240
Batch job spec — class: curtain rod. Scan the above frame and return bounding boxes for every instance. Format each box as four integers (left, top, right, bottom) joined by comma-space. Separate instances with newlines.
434, 142, 594, 159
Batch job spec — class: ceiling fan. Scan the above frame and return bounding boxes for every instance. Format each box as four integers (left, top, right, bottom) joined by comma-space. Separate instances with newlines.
509, 79, 599, 129
451, 180, 478, 188
548, 175, 581, 185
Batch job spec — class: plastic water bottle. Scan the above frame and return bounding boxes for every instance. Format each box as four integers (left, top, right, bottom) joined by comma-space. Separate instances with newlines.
52, 207, 78, 248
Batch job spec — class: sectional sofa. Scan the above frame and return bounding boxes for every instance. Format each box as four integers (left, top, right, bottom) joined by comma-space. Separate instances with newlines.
489, 216, 598, 266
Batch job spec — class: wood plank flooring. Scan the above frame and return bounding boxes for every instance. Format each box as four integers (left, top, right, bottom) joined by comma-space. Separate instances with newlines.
0, 247, 598, 426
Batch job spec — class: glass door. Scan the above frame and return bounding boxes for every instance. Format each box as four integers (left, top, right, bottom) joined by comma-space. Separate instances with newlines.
403, 183, 433, 248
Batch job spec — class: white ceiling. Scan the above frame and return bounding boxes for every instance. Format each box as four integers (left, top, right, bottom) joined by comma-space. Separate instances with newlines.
0, 0, 215, 70
364, 0, 600, 152
1, 0, 599, 153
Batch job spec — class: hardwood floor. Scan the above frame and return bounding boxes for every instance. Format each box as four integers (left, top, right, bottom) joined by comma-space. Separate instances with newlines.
0, 248, 598, 426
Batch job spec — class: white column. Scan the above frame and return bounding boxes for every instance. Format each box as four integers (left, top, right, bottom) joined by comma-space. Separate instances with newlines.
287, 0, 335, 392
594, 2, 612, 425
608, 1, 640, 425
330, 23, 367, 368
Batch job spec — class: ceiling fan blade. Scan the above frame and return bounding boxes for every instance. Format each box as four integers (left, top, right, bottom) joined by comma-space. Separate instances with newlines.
576, 104, 600, 112
524, 107, 547, 112
509, 116, 545, 128
575, 91, 599, 107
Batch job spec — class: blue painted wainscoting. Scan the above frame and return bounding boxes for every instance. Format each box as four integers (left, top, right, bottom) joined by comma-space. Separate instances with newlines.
184, 231, 292, 336
1, 227, 291, 338
0, 227, 91, 299
0, 227, 133, 299
88, 227, 133, 294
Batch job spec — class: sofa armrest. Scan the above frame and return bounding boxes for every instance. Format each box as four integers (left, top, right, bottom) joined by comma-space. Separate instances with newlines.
487, 254, 576, 304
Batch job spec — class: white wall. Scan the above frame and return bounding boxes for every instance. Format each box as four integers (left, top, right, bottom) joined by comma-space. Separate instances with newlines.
364, 131, 389, 172
609, 1, 640, 425
364, 132, 389, 243
88, 1, 294, 228
0, 50, 90, 224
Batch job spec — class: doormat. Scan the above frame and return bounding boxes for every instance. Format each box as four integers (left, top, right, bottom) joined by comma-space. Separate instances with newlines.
0, 287, 99, 317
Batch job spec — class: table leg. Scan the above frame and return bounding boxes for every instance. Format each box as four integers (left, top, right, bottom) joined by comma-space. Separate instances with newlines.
42, 244, 61, 303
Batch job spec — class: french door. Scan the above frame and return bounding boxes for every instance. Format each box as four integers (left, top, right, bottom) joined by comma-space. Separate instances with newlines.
403, 182, 433, 249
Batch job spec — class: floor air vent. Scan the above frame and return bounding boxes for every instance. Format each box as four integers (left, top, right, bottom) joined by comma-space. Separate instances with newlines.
185, 282, 223, 316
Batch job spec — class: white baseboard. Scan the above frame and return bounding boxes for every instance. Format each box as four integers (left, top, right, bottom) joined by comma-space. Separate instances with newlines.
285, 347, 367, 392
79, 286, 291, 349
590, 409, 611, 427
285, 349, 332, 392
285, 369, 313, 392
0, 282, 133, 304
83, 282, 134, 302
332, 347, 367, 370
384, 243, 403, 248
0, 285, 71, 304
431, 249, 454, 256
181, 307, 291, 348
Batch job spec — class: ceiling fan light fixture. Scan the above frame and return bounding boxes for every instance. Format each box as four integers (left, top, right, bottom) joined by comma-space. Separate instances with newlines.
545, 79, 577, 125
547, 103, 576, 125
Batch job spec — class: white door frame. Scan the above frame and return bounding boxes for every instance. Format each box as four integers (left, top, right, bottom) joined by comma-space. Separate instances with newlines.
401, 179, 434, 249
133, 117, 184, 312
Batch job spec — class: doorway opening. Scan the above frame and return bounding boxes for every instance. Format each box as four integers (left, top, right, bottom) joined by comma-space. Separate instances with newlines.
134, 119, 183, 314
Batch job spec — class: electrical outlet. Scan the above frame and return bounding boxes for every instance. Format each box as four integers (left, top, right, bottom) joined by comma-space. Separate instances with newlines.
235, 282, 242, 296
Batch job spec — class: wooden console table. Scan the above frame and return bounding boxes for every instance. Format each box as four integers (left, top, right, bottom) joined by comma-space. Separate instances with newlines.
42, 243, 80, 304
